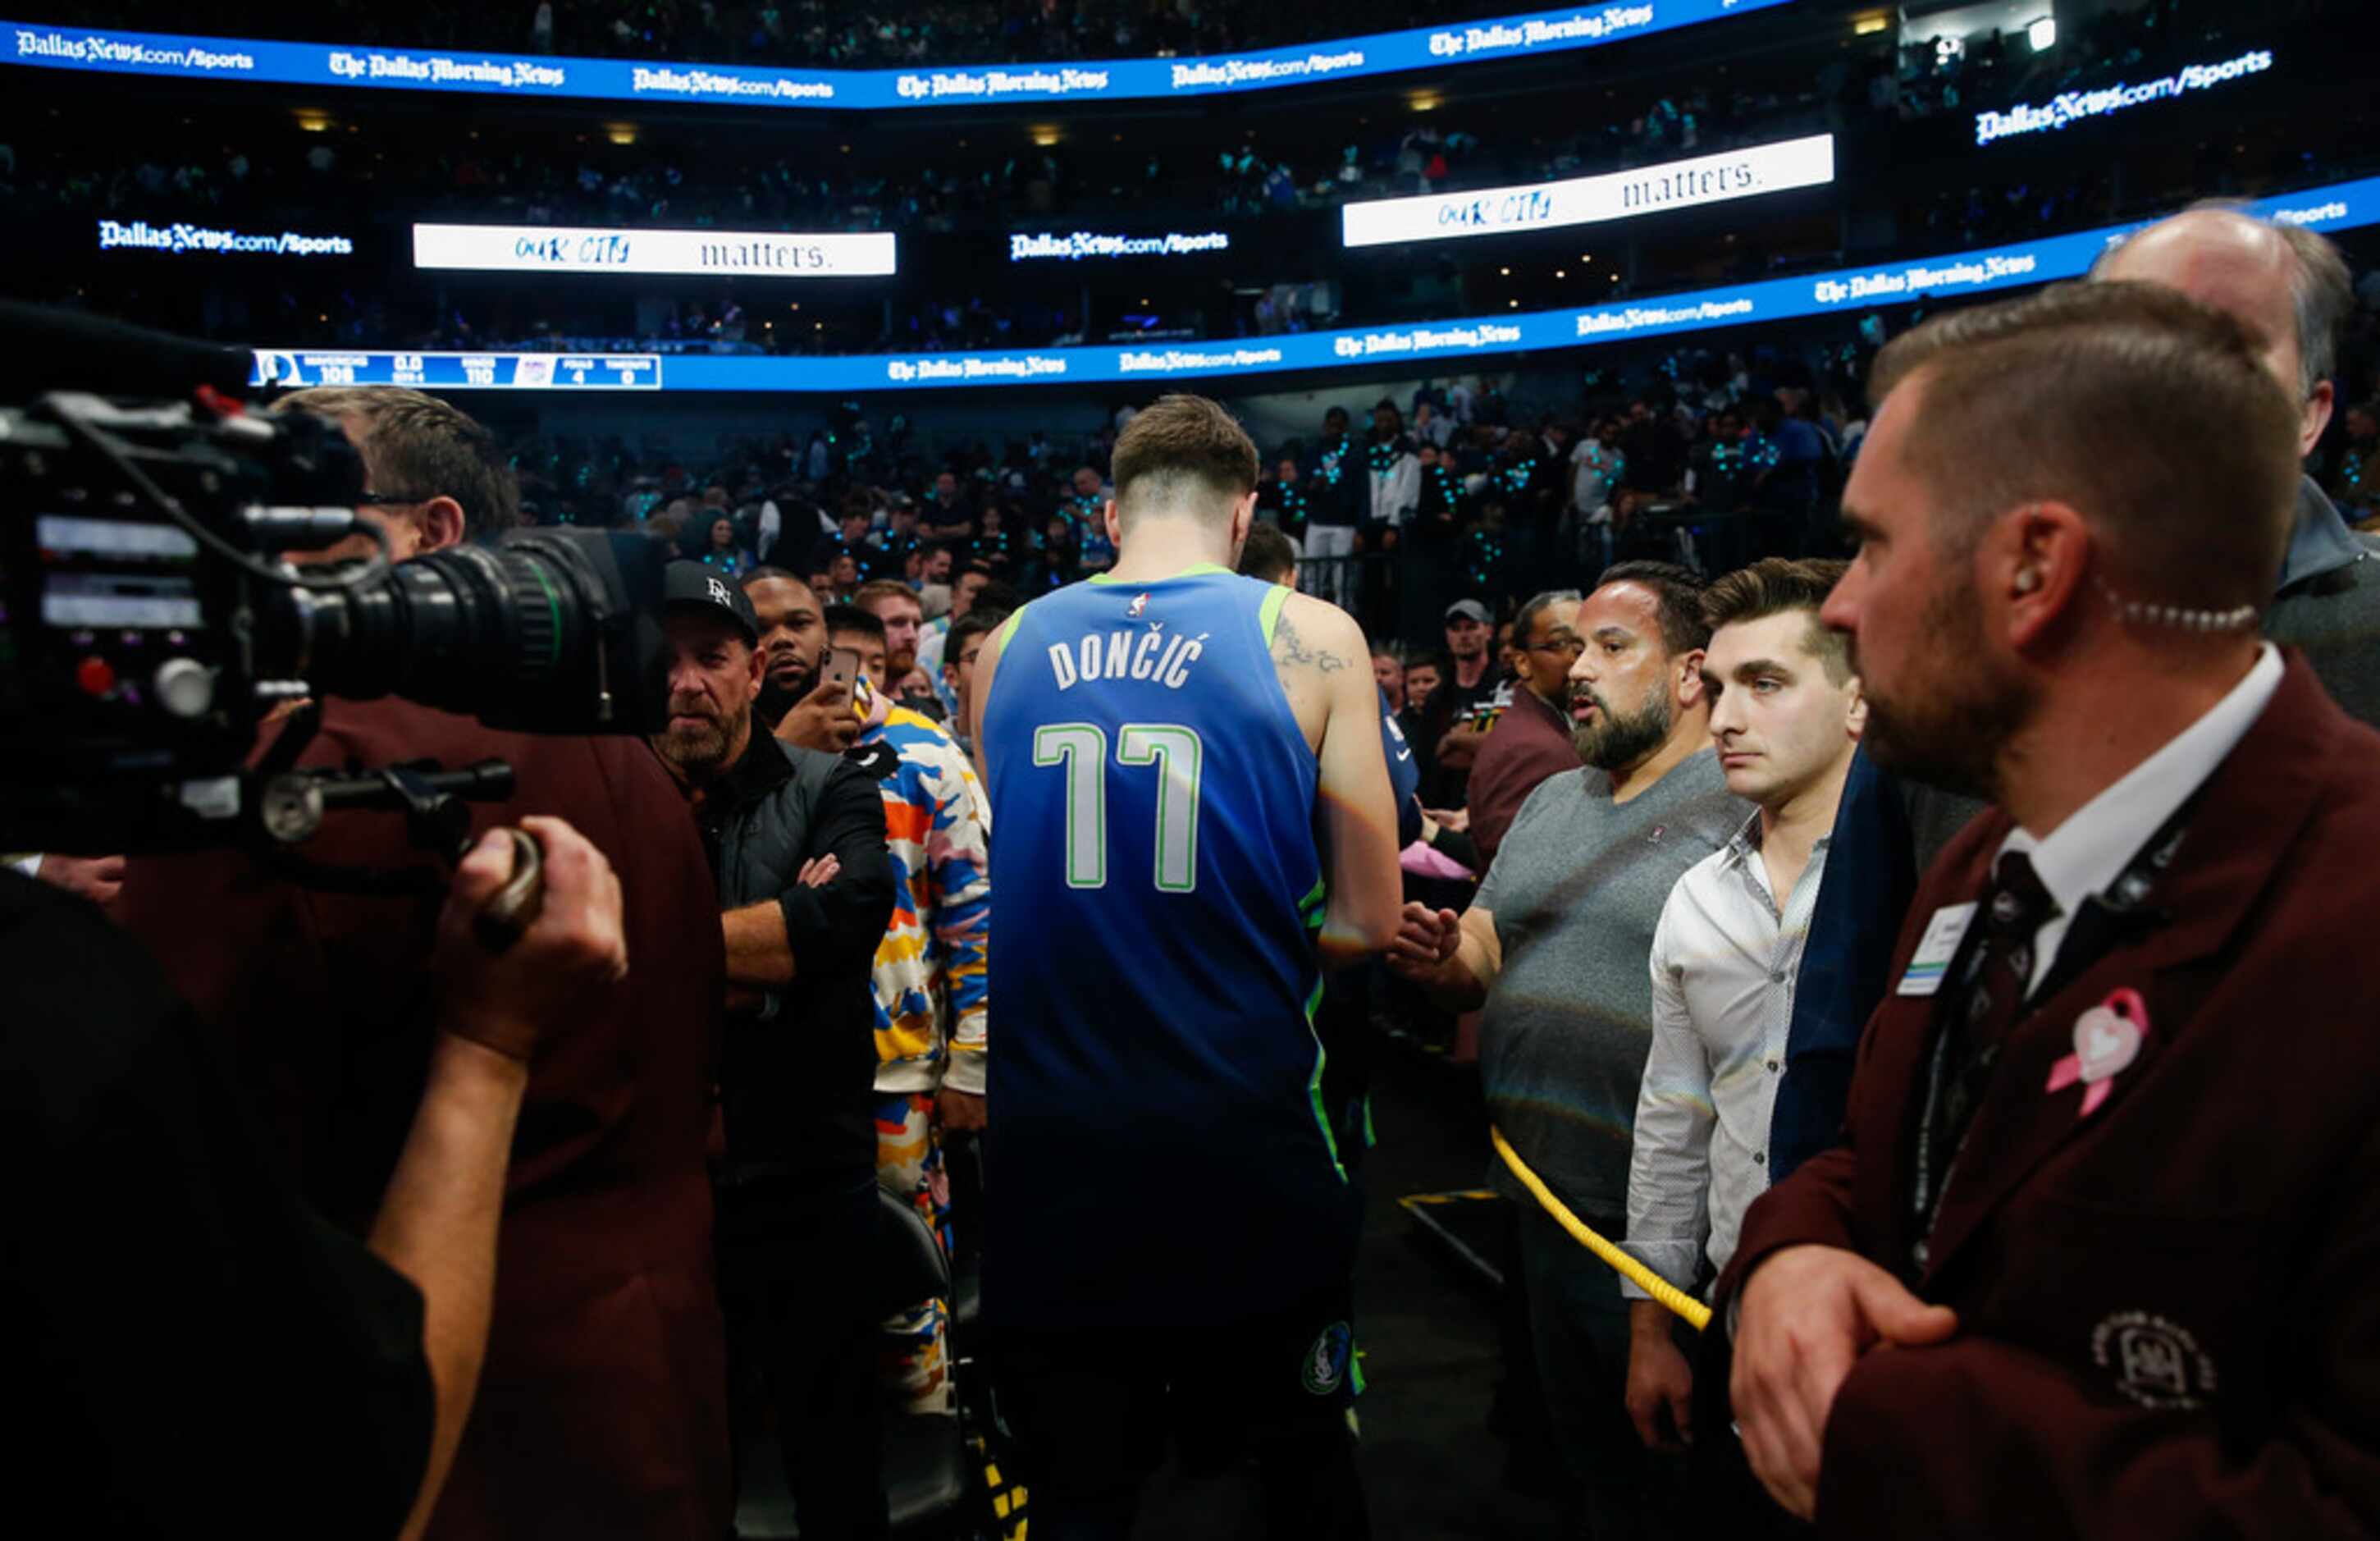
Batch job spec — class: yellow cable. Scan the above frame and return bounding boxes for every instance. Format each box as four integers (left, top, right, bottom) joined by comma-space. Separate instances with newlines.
1490, 1125, 1711, 1333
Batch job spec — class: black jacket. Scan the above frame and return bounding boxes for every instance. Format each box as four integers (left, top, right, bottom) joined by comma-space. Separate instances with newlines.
696, 732, 893, 1189
2266, 478, 2380, 728
4, 871, 432, 1535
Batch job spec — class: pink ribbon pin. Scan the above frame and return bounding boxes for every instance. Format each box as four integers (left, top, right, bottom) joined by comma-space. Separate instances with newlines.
2046, 988, 2150, 1116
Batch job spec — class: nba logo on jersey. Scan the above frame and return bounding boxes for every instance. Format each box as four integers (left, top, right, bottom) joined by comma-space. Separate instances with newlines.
1128, 592, 1149, 619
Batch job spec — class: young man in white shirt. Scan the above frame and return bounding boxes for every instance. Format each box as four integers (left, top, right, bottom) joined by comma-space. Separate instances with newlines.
1622, 556, 1862, 1455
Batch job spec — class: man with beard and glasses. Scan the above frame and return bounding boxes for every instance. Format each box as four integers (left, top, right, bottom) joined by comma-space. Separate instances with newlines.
1722, 283, 2380, 1535
742, 567, 861, 753
1466, 589, 1587, 870
649, 564, 896, 1541
1388, 560, 1746, 1540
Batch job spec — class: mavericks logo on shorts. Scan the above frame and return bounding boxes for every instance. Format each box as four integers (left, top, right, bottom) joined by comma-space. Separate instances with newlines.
1302, 1321, 1354, 1396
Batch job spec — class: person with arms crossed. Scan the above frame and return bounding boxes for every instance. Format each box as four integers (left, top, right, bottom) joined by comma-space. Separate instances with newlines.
1621, 559, 1859, 1462
971, 394, 1400, 1539
648, 565, 896, 1539
1725, 282, 2380, 1535
1389, 561, 1746, 1541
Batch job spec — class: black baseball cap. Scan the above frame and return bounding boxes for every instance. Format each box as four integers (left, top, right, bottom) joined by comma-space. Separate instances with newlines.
664, 560, 760, 644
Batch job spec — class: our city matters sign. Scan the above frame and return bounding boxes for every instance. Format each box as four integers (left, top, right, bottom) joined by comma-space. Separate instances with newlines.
411, 224, 897, 277
1341, 135, 1835, 248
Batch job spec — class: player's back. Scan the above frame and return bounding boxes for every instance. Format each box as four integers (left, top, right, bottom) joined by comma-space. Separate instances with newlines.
980, 566, 1358, 1328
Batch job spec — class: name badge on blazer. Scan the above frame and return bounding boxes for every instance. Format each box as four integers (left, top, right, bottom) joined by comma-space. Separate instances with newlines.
1897, 903, 1977, 997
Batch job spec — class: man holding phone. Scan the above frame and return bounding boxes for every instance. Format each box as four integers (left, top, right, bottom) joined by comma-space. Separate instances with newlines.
742, 567, 861, 754
825, 604, 993, 1416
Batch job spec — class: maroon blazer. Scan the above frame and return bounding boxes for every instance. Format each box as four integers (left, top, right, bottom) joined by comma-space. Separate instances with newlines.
1467, 686, 1582, 868
1721, 650, 2380, 1539
117, 699, 730, 1541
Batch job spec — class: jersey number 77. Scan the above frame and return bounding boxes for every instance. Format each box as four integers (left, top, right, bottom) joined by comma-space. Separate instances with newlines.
1032, 722, 1204, 892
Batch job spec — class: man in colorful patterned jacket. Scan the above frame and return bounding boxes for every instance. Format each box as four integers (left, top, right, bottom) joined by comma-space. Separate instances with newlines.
825, 603, 992, 1416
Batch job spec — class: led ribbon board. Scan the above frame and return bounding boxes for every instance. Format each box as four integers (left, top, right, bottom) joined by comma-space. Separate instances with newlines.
412, 224, 896, 277
1341, 134, 1835, 247
246, 176, 2380, 393
3, 2, 1794, 109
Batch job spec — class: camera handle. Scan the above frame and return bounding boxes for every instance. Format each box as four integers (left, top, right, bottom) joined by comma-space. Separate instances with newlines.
247, 703, 544, 950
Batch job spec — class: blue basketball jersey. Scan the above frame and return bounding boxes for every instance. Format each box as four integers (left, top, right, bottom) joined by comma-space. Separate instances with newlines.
980, 565, 1359, 1328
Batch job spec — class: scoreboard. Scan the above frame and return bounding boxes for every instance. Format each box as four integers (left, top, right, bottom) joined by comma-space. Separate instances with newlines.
249, 350, 664, 391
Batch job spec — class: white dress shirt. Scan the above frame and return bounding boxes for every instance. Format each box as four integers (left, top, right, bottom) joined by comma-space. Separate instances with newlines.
1625, 811, 1830, 1298
1998, 643, 2283, 995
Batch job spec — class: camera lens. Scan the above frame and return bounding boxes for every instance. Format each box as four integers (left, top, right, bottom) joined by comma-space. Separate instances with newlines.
270, 529, 670, 734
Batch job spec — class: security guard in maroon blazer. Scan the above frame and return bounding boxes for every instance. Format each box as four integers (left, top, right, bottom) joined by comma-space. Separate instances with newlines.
1718, 283, 2380, 1538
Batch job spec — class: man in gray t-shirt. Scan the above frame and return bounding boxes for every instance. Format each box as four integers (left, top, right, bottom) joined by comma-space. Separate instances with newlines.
1474, 754, 1743, 1220
1391, 562, 1746, 1541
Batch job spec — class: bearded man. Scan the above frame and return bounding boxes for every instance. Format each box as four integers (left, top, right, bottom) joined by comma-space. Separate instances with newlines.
647, 561, 895, 1539
1388, 560, 1749, 1539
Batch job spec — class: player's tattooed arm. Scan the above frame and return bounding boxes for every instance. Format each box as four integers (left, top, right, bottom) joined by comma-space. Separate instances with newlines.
1272, 610, 1353, 689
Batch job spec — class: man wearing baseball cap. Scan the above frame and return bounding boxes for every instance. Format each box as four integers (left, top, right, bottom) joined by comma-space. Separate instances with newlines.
1415, 597, 1503, 806
650, 560, 898, 1538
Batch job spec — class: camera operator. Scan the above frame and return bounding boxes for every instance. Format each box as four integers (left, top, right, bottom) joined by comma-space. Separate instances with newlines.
648, 563, 896, 1539
7, 817, 624, 1541
114, 385, 735, 1541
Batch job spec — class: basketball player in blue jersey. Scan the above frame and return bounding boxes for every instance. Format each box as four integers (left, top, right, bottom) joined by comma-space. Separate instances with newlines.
971, 394, 1400, 1539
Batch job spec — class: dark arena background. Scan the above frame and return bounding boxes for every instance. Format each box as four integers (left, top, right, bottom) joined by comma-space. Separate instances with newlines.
7, 0, 2380, 1536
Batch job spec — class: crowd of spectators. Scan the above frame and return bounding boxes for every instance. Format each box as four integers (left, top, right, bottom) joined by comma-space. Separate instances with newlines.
2, 89, 1815, 240
496, 347, 1901, 664
504, 243, 2380, 659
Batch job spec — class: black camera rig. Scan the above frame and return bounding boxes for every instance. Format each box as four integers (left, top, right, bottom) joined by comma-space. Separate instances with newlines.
0, 303, 670, 872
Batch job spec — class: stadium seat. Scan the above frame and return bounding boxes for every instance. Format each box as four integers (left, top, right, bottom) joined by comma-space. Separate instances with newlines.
876, 1185, 973, 1538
